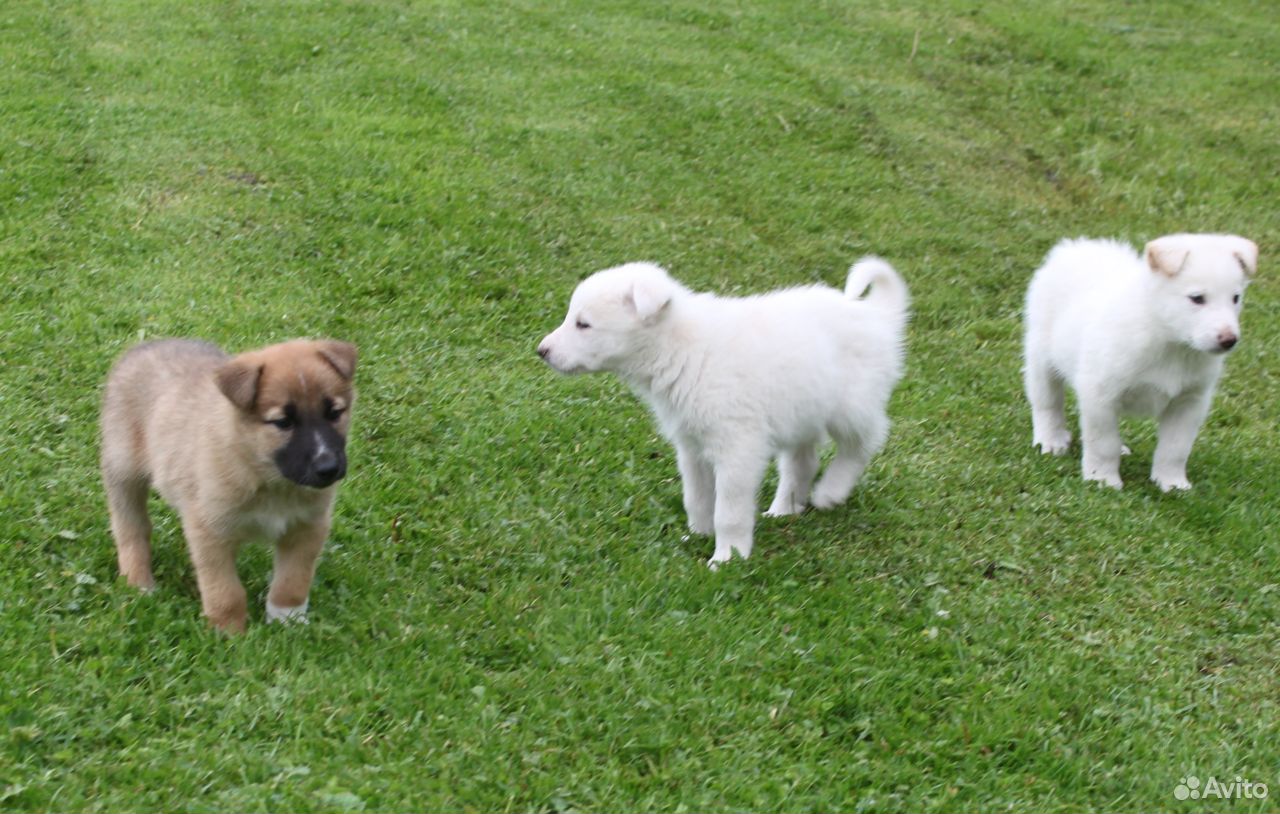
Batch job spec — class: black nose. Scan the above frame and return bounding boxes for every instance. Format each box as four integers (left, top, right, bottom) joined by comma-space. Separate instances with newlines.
537, 344, 550, 359
1220, 336, 1238, 351
313, 450, 341, 481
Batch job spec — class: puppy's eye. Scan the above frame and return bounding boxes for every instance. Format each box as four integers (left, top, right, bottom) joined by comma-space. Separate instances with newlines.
1189, 294, 1206, 305
1233, 293, 1241, 304
575, 319, 591, 330
324, 402, 346, 422
266, 405, 297, 430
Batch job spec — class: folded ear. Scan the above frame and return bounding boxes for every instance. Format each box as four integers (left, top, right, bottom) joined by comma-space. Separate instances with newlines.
627, 275, 676, 324
1145, 237, 1191, 278
214, 357, 263, 411
1228, 236, 1258, 277
318, 340, 358, 380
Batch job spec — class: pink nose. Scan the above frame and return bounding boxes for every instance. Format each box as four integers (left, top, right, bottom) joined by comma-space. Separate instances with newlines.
1218, 331, 1238, 351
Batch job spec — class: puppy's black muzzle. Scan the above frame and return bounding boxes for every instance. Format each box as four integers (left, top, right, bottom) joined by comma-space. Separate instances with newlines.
275, 422, 348, 489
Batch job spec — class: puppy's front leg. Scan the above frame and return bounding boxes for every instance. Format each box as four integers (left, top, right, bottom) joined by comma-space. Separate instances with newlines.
184, 520, 247, 633
676, 442, 714, 536
1079, 402, 1124, 489
267, 517, 330, 623
707, 453, 769, 568
1151, 391, 1212, 492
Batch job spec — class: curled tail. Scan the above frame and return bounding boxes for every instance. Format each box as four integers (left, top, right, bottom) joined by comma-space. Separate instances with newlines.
845, 256, 910, 330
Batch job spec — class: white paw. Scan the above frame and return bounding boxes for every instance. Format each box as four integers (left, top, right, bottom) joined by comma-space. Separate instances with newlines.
687, 515, 713, 536
706, 556, 728, 571
763, 500, 804, 518
1034, 431, 1072, 456
810, 487, 843, 510
266, 600, 310, 625
1084, 471, 1123, 490
1153, 474, 1192, 492
1120, 444, 1132, 456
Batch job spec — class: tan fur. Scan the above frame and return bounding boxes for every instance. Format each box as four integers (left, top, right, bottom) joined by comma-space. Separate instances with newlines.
100, 338, 357, 633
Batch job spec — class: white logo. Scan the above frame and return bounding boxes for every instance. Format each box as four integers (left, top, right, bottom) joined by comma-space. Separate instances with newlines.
1174, 775, 1268, 801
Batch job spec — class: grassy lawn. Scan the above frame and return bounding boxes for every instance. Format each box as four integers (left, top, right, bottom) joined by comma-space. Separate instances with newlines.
2, 1, 1278, 810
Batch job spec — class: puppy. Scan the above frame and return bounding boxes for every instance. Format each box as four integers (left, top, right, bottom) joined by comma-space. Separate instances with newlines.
100, 338, 357, 632
1023, 233, 1257, 490
538, 259, 909, 567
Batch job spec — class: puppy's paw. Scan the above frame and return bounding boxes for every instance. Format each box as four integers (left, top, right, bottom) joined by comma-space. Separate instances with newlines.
687, 515, 714, 536
128, 575, 158, 593
706, 555, 728, 571
1120, 443, 1132, 456
810, 487, 845, 511
266, 600, 310, 625
808, 476, 849, 509
1084, 471, 1123, 490
763, 499, 805, 518
1033, 431, 1072, 456
1153, 473, 1192, 492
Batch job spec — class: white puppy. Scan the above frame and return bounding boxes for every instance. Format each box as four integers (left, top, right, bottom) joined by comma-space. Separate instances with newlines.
538, 259, 909, 567
1023, 233, 1257, 491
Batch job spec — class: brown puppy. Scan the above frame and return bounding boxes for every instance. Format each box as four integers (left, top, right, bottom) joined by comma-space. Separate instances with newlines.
100, 338, 357, 633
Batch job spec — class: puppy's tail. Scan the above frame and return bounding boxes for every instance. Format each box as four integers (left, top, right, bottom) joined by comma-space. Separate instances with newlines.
845, 256, 910, 329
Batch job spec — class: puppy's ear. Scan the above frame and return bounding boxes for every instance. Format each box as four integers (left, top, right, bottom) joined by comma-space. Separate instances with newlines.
1145, 237, 1191, 278
1228, 236, 1258, 278
215, 357, 264, 411
317, 340, 358, 381
627, 277, 674, 324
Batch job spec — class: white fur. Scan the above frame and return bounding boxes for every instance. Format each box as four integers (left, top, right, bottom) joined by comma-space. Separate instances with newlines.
265, 598, 309, 624
1023, 233, 1257, 491
538, 258, 909, 567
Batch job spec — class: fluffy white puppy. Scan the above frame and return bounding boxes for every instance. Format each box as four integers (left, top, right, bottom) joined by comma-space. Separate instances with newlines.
538, 258, 909, 567
1023, 233, 1258, 491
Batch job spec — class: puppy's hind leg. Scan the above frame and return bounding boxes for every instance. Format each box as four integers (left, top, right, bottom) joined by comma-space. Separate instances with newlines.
812, 414, 887, 510
766, 443, 819, 517
1024, 347, 1072, 455
104, 471, 156, 591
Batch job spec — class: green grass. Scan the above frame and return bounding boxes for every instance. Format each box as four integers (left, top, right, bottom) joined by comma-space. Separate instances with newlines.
3, 1, 1279, 811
